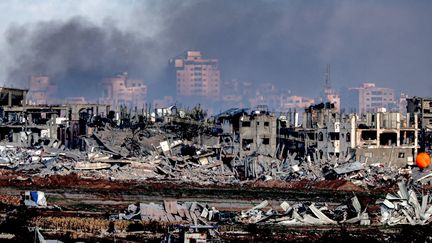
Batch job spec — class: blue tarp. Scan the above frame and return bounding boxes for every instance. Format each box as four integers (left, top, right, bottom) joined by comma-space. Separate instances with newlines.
30, 191, 38, 203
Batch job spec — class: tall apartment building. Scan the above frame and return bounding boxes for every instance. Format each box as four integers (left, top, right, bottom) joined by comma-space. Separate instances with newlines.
351, 83, 396, 114
27, 75, 56, 105
100, 73, 147, 109
172, 51, 220, 100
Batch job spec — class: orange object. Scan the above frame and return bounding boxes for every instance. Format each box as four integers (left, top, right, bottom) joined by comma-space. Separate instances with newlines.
416, 152, 431, 169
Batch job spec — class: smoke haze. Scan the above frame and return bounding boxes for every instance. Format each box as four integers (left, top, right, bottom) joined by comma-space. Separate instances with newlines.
2, 0, 432, 99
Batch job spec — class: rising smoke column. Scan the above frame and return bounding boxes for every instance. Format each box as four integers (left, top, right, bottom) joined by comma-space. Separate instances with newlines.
6, 17, 158, 98
4, 0, 432, 100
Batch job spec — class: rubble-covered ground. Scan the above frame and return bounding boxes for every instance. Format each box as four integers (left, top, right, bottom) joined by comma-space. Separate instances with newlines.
1, 118, 432, 242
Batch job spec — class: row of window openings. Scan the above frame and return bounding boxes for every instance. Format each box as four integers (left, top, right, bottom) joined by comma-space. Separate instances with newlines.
242, 121, 270, 127
366, 91, 392, 95
242, 138, 270, 146
318, 132, 349, 142
366, 97, 393, 101
177, 79, 219, 82
177, 73, 220, 76
361, 131, 415, 146
366, 103, 391, 107
177, 84, 219, 87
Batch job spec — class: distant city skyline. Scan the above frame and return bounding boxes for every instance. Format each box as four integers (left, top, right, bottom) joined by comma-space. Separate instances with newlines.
1, 0, 431, 101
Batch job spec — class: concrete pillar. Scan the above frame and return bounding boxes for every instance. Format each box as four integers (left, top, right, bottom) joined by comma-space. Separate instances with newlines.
396, 113, 401, 147
351, 115, 356, 149
22, 91, 27, 106
8, 91, 12, 106
414, 113, 418, 156
376, 113, 381, 148
407, 113, 410, 128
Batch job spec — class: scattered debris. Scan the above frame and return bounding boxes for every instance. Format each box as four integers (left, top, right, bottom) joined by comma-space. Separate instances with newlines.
24, 191, 47, 208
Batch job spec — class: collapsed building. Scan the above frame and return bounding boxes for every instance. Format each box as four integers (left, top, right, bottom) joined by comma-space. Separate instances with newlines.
0, 87, 110, 148
1, 86, 432, 241
214, 106, 277, 156
0, 84, 425, 172
277, 102, 418, 167
407, 96, 432, 153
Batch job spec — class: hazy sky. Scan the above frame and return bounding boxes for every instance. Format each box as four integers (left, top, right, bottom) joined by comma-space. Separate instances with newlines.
1, 0, 431, 99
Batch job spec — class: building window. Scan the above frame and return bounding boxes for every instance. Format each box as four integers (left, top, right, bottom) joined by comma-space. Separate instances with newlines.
380, 132, 397, 146
242, 121, 251, 127
329, 132, 340, 141
262, 138, 270, 145
264, 122, 270, 127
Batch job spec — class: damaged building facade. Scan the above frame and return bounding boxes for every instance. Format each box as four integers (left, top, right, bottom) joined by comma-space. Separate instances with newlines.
407, 96, 432, 153
214, 107, 277, 156
277, 102, 419, 167
0, 87, 110, 149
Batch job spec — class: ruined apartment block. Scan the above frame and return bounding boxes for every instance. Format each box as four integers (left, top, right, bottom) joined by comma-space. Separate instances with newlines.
0, 87, 110, 149
239, 107, 277, 156
353, 112, 418, 166
278, 102, 418, 167
407, 96, 432, 152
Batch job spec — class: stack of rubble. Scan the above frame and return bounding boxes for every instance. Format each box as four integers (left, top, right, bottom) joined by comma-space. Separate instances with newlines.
0, 117, 422, 190
115, 200, 220, 226
379, 181, 432, 225
238, 198, 370, 226
237, 149, 404, 189
112, 181, 432, 227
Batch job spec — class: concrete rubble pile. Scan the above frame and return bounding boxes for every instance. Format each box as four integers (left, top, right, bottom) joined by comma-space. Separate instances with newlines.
237, 198, 370, 226
0, 122, 238, 182
113, 197, 372, 227
0, 103, 424, 188
379, 181, 432, 225
238, 150, 404, 189
0, 128, 412, 188
111, 182, 431, 227
0, 143, 79, 176
114, 200, 221, 226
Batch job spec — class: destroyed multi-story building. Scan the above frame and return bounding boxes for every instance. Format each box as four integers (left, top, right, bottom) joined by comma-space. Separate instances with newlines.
407, 96, 432, 152
171, 51, 220, 101
214, 106, 277, 156
277, 103, 343, 158
0, 86, 110, 148
239, 106, 277, 156
353, 112, 418, 166
277, 102, 418, 167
